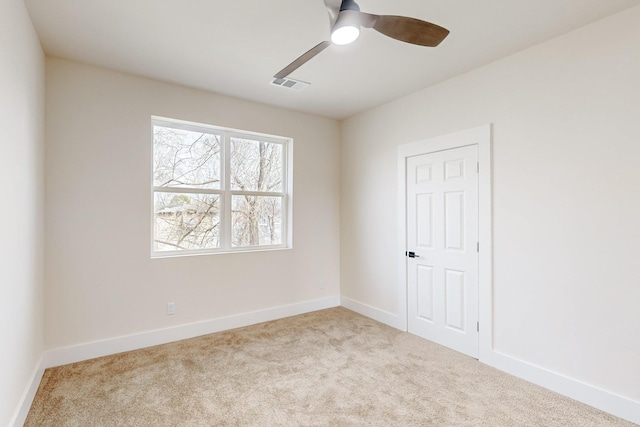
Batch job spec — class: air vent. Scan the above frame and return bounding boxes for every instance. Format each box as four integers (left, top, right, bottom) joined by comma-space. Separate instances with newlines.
270, 77, 310, 91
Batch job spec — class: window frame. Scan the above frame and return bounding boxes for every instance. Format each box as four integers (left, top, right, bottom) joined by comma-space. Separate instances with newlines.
151, 116, 293, 258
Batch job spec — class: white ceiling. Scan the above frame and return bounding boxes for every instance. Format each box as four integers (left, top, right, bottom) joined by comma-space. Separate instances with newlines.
24, 0, 640, 119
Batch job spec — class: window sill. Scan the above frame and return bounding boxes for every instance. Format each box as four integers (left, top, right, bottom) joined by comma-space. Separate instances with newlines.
150, 245, 292, 259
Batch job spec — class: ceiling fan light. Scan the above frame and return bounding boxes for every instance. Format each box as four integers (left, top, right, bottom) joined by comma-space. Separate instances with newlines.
331, 25, 360, 45
331, 10, 361, 45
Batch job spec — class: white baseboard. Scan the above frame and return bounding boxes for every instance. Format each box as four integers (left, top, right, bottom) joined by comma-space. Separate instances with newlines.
340, 296, 403, 330
10, 355, 45, 427
340, 296, 639, 425
43, 296, 340, 369
17, 296, 639, 427
481, 349, 640, 425
13, 297, 339, 426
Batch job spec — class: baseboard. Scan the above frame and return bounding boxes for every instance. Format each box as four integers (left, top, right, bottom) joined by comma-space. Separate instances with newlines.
481, 349, 640, 425
26, 295, 639, 426
340, 297, 639, 425
10, 355, 45, 427
340, 296, 403, 330
43, 296, 340, 369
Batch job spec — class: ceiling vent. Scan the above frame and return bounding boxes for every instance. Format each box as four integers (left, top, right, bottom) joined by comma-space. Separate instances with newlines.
270, 77, 310, 91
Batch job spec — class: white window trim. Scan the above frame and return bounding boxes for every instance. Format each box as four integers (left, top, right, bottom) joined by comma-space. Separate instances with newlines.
151, 116, 293, 258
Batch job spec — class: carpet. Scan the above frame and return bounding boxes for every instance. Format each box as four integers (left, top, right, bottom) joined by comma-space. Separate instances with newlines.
25, 307, 634, 426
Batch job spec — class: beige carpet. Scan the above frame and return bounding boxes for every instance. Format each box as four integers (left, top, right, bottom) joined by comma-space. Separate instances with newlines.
25, 307, 634, 426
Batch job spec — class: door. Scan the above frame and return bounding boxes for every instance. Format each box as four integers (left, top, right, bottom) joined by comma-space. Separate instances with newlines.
406, 144, 479, 358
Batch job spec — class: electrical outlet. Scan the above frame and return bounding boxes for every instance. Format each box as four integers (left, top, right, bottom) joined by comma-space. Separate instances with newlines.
319, 281, 325, 290
167, 302, 176, 315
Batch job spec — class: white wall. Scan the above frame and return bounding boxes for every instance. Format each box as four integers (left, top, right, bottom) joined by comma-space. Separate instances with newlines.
45, 58, 340, 349
341, 2, 640, 414
0, 0, 45, 425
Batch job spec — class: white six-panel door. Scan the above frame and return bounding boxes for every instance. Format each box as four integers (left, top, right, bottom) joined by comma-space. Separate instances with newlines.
406, 144, 479, 358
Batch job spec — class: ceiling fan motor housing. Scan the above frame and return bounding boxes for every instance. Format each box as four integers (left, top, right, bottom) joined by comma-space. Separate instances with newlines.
340, 0, 360, 12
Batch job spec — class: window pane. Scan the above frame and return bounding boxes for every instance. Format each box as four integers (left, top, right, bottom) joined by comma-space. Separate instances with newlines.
232, 196, 282, 247
230, 138, 283, 192
153, 125, 221, 189
154, 192, 220, 251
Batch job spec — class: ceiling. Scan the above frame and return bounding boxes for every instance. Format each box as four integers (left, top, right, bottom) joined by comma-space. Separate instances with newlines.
24, 0, 640, 119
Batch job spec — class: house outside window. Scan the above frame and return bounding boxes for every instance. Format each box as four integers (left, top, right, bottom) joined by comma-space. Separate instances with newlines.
152, 117, 292, 256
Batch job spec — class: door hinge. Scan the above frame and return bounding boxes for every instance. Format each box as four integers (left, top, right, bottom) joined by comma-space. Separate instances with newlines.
477, 322, 479, 332
477, 162, 479, 173
476, 242, 479, 252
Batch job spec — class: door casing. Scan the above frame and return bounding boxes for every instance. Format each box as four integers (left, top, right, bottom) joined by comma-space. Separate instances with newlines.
397, 125, 492, 359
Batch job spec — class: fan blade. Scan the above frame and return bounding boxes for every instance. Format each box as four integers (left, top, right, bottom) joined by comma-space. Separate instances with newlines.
274, 41, 331, 79
361, 13, 449, 47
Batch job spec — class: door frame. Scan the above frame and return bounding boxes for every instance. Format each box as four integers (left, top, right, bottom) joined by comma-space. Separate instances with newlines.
397, 124, 492, 360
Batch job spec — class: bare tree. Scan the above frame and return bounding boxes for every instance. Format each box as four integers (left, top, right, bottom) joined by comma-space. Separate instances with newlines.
230, 138, 283, 247
153, 127, 284, 252
153, 127, 221, 251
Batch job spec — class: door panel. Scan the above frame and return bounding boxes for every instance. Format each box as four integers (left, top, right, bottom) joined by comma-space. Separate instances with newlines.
416, 194, 433, 247
407, 145, 478, 358
445, 191, 464, 250
445, 269, 465, 331
417, 265, 434, 321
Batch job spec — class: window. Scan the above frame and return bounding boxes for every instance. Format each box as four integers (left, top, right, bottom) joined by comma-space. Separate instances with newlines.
152, 117, 291, 256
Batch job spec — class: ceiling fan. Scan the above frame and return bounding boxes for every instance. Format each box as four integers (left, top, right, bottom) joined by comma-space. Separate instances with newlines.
274, 0, 450, 80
